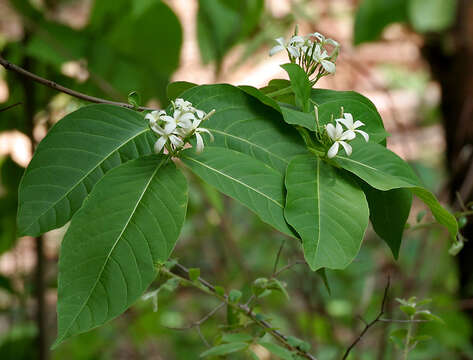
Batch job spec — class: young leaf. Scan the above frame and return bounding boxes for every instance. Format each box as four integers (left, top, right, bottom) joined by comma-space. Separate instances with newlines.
221, 333, 253, 343
200, 342, 248, 358
335, 142, 458, 239
229, 289, 242, 303
258, 341, 294, 360
361, 184, 412, 258
180, 84, 307, 174
17, 104, 155, 237
188, 268, 201, 282
181, 147, 296, 238
284, 155, 369, 271
281, 63, 311, 112
54, 155, 188, 347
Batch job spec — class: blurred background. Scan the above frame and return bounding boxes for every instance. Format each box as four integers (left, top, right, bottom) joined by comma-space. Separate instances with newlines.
0, 0, 472, 359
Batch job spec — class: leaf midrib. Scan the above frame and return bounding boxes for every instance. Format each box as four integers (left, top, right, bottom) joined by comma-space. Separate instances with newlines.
183, 156, 283, 208
57, 156, 164, 343
21, 128, 151, 235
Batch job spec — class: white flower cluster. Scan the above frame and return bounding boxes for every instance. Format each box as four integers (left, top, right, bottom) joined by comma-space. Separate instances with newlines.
145, 99, 215, 155
325, 113, 369, 158
270, 31, 340, 81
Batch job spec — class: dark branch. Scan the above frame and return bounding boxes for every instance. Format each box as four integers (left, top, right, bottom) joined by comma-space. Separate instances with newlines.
342, 277, 391, 360
0, 56, 156, 112
0, 102, 22, 112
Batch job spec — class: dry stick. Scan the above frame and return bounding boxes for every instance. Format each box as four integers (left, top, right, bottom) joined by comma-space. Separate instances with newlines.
166, 262, 318, 360
342, 277, 391, 360
0, 56, 156, 112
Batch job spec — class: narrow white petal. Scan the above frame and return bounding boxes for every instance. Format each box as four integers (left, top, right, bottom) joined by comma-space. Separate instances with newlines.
287, 46, 300, 58
335, 122, 344, 137
339, 141, 352, 156
325, 123, 337, 140
356, 130, 370, 142
169, 135, 184, 148
195, 132, 204, 154
327, 142, 339, 158
197, 128, 214, 142
151, 123, 165, 135
290, 35, 305, 45
161, 115, 175, 124
321, 60, 336, 74
325, 38, 339, 47
195, 109, 205, 119
344, 113, 354, 122
145, 113, 157, 125
353, 120, 365, 129
336, 117, 353, 130
275, 37, 285, 46
340, 130, 356, 141
154, 137, 167, 153
164, 122, 177, 134
269, 45, 285, 56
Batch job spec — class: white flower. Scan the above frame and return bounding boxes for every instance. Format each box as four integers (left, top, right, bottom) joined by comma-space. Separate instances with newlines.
145, 110, 166, 126
150, 122, 184, 153
336, 113, 369, 142
326, 122, 355, 158
269, 35, 305, 58
307, 32, 340, 48
178, 110, 215, 154
160, 109, 195, 132
312, 44, 336, 74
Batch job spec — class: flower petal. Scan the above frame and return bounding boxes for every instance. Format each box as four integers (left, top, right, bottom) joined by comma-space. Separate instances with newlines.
326, 123, 337, 140
321, 59, 336, 74
327, 142, 339, 158
154, 137, 167, 153
269, 45, 285, 56
356, 129, 370, 142
195, 109, 205, 119
339, 141, 352, 156
151, 123, 165, 135
353, 120, 365, 129
169, 135, 184, 148
336, 117, 353, 130
195, 132, 204, 154
335, 122, 344, 137
287, 46, 300, 58
197, 127, 214, 142
340, 130, 356, 141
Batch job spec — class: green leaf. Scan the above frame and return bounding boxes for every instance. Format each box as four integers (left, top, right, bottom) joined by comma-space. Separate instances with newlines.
267, 279, 289, 300
181, 147, 295, 237
284, 155, 369, 271
281, 63, 311, 112
361, 184, 412, 258
409, 0, 458, 33
127, 91, 141, 109
188, 268, 201, 281
54, 155, 188, 347
167, 81, 198, 101
258, 341, 294, 360
200, 342, 248, 358
221, 333, 253, 343
335, 142, 458, 239
17, 104, 155, 237
180, 84, 307, 174
311, 89, 388, 145
354, 0, 408, 45
229, 289, 242, 303
316, 268, 331, 295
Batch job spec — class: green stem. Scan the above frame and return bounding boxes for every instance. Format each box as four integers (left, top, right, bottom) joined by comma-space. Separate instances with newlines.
403, 315, 414, 360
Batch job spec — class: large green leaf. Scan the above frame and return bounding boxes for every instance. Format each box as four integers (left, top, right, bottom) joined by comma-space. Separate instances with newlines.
362, 184, 412, 258
335, 142, 458, 239
17, 104, 155, 237
180, 84, 307, 174
284, 155, 369, 271
181, 147, 295, 237
354, 0, 408, 45
54, 155, 187, 347
409, 0, 458, 33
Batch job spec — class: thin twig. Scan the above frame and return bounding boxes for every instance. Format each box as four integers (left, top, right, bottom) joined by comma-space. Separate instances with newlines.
0, 56, 156, 112
0, 102, 22, 112
166, 262, 318, 360
167, 302, 226, 331
378, 318, 429, 323
342, 277, 391, 360
273, 259, 307, 277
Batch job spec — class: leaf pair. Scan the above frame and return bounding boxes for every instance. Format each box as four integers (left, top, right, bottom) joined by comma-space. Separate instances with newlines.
17, 105, 188, 346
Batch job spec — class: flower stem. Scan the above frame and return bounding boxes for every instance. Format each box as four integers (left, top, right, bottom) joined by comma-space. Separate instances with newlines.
403, 315, 414, 360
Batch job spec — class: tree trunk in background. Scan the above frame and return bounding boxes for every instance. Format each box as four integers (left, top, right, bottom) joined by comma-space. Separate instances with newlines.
423, 0, 473, 315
